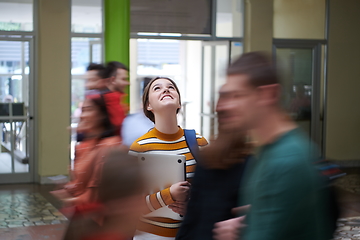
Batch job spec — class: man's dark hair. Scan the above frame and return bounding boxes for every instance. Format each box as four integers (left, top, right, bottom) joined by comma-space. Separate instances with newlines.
103, 61, 129, 79
227, 52, 278, 87
87, 63, 106, 78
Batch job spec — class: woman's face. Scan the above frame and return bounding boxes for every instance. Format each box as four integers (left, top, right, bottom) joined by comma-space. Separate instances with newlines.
147, 78, 180, 114
78, 98, 103, 134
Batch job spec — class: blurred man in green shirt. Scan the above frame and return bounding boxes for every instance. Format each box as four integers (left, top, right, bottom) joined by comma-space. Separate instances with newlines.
213, 52, 333, 240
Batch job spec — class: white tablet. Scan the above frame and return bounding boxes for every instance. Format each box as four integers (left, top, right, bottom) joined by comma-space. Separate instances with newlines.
137, 153, 186, 219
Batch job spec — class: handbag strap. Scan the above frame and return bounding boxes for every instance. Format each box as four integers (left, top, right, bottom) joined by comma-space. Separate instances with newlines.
184, 129, 200, 161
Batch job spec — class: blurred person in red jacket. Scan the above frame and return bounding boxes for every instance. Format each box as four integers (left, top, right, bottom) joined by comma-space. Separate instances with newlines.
102, 61, 130, 134
82, 62, 129, 137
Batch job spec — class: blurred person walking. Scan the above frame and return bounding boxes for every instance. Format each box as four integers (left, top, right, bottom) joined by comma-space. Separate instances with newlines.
212, 52, 333, 240
83, 62, 129, 136
102, 61, 130, 134
176, 90, 252, 240
129, 77, 207, 240
63, 149, 146, 240
84, 63, 106, 93
52, 95, 122, 206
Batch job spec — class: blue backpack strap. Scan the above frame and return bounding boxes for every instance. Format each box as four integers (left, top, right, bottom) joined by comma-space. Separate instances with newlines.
184, 129, 200, 161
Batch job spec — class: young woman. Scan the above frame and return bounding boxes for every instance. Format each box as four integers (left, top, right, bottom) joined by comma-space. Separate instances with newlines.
129, 77, 208, 240
53, 94, 123, 206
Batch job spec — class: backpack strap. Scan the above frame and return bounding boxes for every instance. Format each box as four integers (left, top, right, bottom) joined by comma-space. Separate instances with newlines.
184, 129, 200, 161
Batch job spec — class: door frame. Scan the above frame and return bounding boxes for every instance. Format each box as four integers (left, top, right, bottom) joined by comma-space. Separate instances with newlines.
0, 37, 35, 184
200, 41, 230, 139
273, 39, 326, 153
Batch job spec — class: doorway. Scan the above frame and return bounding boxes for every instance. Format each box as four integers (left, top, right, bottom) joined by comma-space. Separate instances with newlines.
273, 39, 325, 151
0, 38, 34, 183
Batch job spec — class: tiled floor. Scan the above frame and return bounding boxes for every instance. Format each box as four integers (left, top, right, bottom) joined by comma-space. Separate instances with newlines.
0, 192, 67, 228
335, 174, 360, 194
0, 169, 360, 240
0, 184, 68, 240
334, 217, 360, 239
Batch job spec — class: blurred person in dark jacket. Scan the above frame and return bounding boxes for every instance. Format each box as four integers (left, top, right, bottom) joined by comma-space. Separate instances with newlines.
212, 52, 333, 240
175, 84, 252, 240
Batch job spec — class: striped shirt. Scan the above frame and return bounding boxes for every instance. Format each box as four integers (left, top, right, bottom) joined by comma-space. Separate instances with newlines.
129, 127, 208, 238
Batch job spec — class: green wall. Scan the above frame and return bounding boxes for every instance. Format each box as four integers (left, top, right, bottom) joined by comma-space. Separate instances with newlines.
104, 0, 130, 104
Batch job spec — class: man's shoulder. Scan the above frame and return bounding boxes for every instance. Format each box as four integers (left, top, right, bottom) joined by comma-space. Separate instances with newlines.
268, 128, 317, 159
255, 129, 319, 177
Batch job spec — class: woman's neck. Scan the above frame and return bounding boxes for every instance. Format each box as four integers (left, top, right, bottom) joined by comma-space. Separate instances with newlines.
154, 112, 179, 134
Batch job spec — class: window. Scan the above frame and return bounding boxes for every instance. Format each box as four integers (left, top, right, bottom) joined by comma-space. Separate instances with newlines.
71, 0, 102, 33
71, 0, 103, 118
70, 0, 103, 161
0, 0, 33, 32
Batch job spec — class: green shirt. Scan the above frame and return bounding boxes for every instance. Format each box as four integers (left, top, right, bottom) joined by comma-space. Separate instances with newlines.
240, 128, 332, 240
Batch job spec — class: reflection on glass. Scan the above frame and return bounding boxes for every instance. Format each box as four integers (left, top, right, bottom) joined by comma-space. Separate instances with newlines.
277, 48, 313, 136
72, 0, 102, 33
0, 0, 33, 32
216, 0, 243, 38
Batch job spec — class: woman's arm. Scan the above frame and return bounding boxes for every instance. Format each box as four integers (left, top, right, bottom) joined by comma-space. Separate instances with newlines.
143, 181, 190, 214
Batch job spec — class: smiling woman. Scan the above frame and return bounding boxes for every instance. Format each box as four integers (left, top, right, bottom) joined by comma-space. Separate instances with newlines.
129, 77, 208, 240
142, 77, 181, 124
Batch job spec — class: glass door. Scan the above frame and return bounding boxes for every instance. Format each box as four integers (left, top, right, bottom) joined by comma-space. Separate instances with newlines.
200, 41, 228, 140
274, 40, 323, 149
0, 38, 34, 183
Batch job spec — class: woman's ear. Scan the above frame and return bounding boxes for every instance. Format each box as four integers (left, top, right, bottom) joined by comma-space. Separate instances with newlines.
147, 104, 152, 111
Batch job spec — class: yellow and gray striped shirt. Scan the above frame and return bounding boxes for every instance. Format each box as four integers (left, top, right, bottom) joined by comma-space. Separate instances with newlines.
129, 127, 208, 237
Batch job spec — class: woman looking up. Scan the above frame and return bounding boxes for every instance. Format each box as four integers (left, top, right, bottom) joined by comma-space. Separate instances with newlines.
129, 77, 207, 240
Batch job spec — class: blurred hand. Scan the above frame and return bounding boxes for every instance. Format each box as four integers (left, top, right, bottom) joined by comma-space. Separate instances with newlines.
50, 189, 72, 201
213, 216, 246, 240
231, 204, 251, 216
168, 201, 187, 215
170, 181, 190, 201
